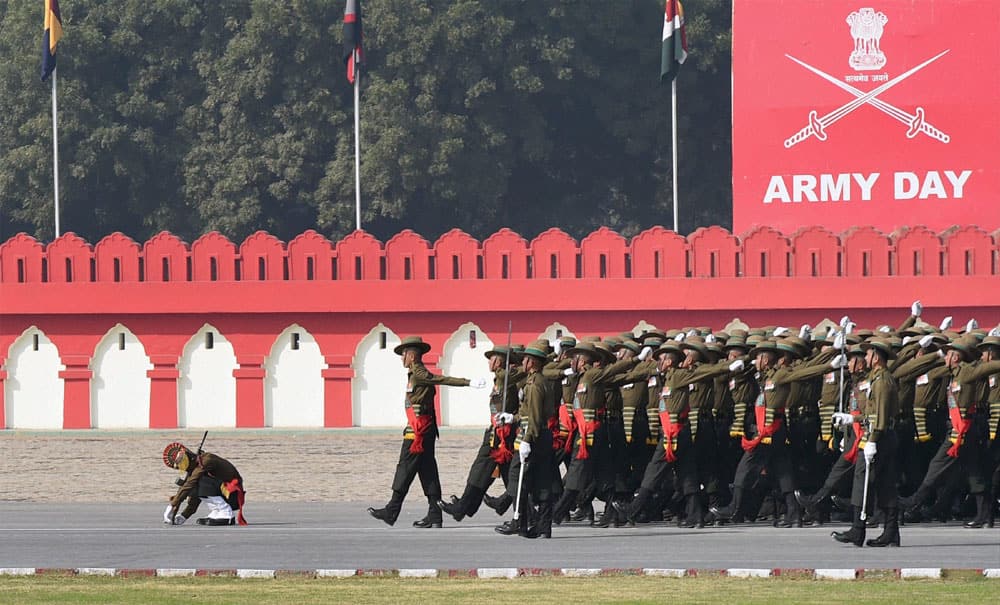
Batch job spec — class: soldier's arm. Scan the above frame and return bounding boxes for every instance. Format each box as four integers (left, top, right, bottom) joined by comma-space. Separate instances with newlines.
888, 342, 920, 372
410, 364, 471, 387
591, 358, 640, 384
867, 376, 895, 443
541, 358, 571, 380
520, 382, 545, 444
897, 313, 917, 333
892, 353, 943, 383
966, 360, 1000, 382
613, 362, 657, 385
774, 360, 834, 384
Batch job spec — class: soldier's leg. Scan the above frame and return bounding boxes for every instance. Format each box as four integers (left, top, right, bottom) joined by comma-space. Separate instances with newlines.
902, 438, 958, 514
413, 438, 443, 527
370, 440, 420, 525
711, 446, 764, 520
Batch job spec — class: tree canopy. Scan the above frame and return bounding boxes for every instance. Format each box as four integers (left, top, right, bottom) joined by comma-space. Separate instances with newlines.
0, 0, 732, 244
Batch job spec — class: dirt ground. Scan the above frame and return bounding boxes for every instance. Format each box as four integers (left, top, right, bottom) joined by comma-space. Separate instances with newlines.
0, 429, 487, 504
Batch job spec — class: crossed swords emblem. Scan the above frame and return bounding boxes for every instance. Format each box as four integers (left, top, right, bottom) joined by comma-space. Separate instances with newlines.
784, 50, 950, 148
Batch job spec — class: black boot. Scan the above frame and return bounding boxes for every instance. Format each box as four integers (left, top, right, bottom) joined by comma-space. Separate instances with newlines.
367, 490, 404, 526
494, 518, 518, 535
831, 506, 866, 547
899, 486, 928, 516
552, 490, 578, 526
413, 497, 443, 528
483, 492, 512, 516
866, 507, 900, 547
612, 487, 651, 523
525, 501, 552, 538
776, 492, 803, 528
963, 494, 991, 529
709, 487, 742, 522
569, 501, 594, 523
439, 485, 484, 522
679, 494, 705, 528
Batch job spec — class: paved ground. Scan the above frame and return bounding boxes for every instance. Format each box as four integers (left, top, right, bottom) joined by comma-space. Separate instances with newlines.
0, 430, 997, 571
0, 502, 997, 570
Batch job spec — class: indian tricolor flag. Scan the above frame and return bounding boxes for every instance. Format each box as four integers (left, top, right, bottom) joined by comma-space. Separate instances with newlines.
40, 0, 63, 81
661, 0, 687, 82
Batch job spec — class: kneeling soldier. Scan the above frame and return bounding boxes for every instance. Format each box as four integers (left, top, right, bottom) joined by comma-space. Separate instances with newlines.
163, 442, 247, 526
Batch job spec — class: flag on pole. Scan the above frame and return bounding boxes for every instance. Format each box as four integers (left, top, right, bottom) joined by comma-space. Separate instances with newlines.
41, 0, 63, 81
660, 0, 687, 82
343, 0, 364, 84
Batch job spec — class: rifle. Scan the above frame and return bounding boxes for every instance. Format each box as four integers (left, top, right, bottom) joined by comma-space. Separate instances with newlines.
168, 430, 208, 522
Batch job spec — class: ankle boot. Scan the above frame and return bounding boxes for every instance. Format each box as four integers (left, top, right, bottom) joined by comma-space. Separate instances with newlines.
526, 501, 552, 538
709, 487, 742, 521
552, 490, 578, 525
612, 487, 651, 523
367, 490, 404, 526
570, 501, 595, 523
483, 492, 512, 516
679, 494, 705, 528
963, 494, 990, 528
413, 497, 443, 528
832, 506, 866, 547
866, 507, 900, 547
776, 492, 803, 528
439, 485, 483, 522
900, 486, 928, 516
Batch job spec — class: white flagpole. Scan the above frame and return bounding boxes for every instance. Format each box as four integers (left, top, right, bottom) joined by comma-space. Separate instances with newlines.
52, 66, 61, 238
353, 51, 361, 232
670, 77, 679, 233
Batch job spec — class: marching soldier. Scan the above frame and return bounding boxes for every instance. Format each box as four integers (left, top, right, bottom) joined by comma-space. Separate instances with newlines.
832, 337, 901, 547
368, 336, 487, 528
901, 337, 1000, 528
440, 345, 523, 522
495, 341, 556, 538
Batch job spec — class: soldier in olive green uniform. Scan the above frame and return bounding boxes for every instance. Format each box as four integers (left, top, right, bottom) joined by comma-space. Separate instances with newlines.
982, 335, 1000, 528
368, 336, 486, 528
711, 340, 844, 527
495, 342, 556, 538
832, 338, 901, 547
551, 341, 645, 524
901, 337, 1000, 528
796, 342, 868, 524
440, 346, 524, 522
614, 340, 741, 527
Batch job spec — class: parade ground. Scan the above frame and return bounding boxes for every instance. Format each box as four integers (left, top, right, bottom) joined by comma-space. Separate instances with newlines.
0, 430, 997, 574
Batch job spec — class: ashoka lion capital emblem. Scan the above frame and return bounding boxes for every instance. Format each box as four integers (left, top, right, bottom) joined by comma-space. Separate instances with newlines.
847, 7, 888, 71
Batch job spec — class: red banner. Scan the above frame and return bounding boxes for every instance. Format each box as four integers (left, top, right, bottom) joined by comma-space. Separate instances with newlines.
732, 1, 1000, 234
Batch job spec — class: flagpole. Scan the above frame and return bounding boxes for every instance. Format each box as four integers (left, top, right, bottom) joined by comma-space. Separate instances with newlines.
51, 66, 61, 238
353, 51, 361, 232
670, 78, 679, 233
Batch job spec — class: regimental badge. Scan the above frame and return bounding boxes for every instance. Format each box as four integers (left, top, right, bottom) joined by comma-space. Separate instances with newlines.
916, 373, 930, 386
824, 372, 836, 384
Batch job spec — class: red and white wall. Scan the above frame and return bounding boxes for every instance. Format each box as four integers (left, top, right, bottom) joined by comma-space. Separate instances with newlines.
2, 225, 998, 429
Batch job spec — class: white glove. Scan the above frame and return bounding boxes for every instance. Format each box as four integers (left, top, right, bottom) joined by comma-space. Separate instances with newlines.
554, 341, 562, 356
163, 504, 174, 524
989, 326, 1000, 337
911, 300, 922, 317
773, 326, 790, 337
878, 325, 892, 334
840, 315, 851, 328
830, 354, 847, 370
833, 332, 845, 351
705, 333, 717, 343
798, 324, 811, 339
728, 359, 745, 372
918, 334, 934, 348
966, 318, 978, 332
638, 346, 653, 361
470, 377, 489, 389
562, 368, 575, 377
902, 336, 914, 345
863, 441, 877, 464
674, 332, 686, 343
519, 441, 531, 461
832, 412, 854, 427
172, 514, 187, 525
495, 412, 514, 424
844, 322, 856, 335
686, 329, 698, 338
939, 316, 953, 331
